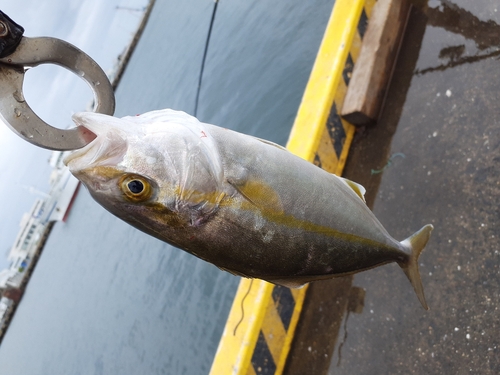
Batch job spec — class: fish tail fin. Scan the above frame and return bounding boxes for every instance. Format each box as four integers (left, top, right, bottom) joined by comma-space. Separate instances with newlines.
399, 224, 434, 310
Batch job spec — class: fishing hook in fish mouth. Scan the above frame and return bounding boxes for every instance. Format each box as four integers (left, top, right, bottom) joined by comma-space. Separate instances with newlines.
0, 10, 115, 151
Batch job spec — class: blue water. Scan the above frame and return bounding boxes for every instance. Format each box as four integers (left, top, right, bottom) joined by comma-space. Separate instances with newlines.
0, 0, 335, 373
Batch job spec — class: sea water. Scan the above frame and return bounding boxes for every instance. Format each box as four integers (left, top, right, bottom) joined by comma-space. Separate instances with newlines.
0, 0, 335, 373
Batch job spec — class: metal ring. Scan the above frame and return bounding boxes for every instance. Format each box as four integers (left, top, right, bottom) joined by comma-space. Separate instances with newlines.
0, 37, 115, 150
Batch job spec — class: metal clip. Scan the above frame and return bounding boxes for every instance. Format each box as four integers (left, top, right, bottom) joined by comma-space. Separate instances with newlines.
0, 10, 115, 151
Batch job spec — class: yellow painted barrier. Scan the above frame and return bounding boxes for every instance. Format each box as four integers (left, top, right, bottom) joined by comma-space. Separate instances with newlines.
210, 1, 376, 374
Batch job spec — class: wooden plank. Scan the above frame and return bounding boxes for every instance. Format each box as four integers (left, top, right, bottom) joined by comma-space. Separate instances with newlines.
341, 0, 411, 126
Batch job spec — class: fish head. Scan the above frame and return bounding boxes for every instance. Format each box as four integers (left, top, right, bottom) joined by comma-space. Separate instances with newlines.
64, 110, 224, 230
64, 112, 175, 222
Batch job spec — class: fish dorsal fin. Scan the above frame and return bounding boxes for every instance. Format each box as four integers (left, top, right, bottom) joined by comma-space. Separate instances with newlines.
227, 178, 284, 214
338, 176, 366, 203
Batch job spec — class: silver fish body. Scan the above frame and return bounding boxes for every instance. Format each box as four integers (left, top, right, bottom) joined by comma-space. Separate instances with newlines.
65, 109, 433, 309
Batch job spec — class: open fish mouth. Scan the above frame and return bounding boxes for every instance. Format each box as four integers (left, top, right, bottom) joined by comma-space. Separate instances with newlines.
64, 112, 128, 172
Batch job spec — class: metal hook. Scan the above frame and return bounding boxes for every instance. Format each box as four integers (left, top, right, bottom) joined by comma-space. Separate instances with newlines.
0, 11, 115, 151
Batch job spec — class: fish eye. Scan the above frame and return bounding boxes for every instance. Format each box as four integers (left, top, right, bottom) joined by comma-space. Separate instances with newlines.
127, 180, 144, 194
119, 174, 153, 202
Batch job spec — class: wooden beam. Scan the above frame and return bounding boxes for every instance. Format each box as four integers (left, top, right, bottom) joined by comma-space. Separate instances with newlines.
341, 0, 411, 126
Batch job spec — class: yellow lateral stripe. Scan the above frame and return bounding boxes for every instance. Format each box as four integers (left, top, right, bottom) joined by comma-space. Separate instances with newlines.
210, 0, 372, 374
286, 0, 365, 162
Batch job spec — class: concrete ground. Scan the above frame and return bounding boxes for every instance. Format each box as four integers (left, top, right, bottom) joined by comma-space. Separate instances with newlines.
284, 1, 500, 374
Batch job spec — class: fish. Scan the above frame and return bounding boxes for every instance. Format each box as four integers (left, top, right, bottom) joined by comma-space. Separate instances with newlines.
64, 109, 433, 309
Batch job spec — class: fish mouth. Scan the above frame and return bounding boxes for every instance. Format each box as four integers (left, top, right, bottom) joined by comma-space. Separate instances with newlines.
64, 112, 127, 172
64, 114, 103, 171
63, 141, 99, 173
71, 112, 114, 133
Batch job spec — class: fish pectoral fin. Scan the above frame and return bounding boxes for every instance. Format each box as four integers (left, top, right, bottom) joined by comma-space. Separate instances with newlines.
227, 178, 284, 214
337, 176, 366, 203
176, 190, 226, 226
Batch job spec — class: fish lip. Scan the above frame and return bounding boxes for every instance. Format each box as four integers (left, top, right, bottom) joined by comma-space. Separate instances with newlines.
63, 113, 103, 168
64, 112, 129, 171
63, 138, 97, 169
71, 112, 85, 127
71, 112, 105, 134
